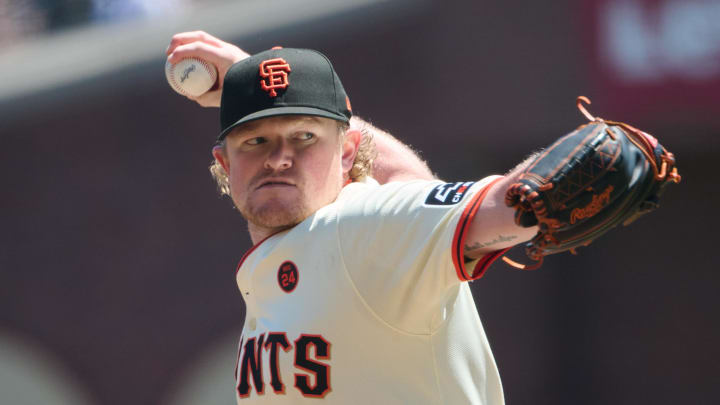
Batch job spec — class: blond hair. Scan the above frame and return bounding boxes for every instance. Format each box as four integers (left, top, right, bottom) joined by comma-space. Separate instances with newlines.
210, 120, 376, 196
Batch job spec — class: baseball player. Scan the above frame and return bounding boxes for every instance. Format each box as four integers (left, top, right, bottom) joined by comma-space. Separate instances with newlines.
166, 31, 678, 404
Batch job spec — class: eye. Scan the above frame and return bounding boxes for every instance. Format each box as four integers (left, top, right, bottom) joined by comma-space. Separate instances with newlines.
296, 132, 315, 141
244, 137, 266, 146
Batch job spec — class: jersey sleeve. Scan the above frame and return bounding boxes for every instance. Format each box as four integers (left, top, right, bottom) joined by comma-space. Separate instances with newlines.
335, 176, 506, 334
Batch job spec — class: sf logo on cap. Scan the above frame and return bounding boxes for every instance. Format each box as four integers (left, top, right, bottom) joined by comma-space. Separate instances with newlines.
259, 58, 291, 97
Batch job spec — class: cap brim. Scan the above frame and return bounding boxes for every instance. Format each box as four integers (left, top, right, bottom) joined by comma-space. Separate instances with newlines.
218, 106, 349, 141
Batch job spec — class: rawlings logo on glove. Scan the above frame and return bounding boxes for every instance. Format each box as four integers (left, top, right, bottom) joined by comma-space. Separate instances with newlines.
570, 185, 613, 224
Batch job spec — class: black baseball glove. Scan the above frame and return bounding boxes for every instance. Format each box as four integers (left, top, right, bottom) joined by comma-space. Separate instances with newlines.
504, 97, 681, 269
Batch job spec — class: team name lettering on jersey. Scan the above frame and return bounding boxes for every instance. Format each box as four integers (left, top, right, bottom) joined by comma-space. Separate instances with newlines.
424, 182, 476, 206
236, 332, 331, 399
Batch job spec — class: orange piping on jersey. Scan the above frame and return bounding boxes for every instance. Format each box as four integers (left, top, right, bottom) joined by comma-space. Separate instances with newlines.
472, 247, 512, 279
235, 230, 285, 277
452, 177, 505, 281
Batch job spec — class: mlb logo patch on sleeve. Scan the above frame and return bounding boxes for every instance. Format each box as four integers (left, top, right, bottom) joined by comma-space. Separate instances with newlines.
425, 182, 476, 206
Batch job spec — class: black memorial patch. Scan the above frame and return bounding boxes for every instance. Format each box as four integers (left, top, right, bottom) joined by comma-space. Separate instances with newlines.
277, 261, 299, 293
424, 182, 475, 206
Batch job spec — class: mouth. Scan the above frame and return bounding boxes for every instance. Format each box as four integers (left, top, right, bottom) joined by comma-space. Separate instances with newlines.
255, 178, 296, 190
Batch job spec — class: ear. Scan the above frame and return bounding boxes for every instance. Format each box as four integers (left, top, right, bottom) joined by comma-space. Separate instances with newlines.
212, 145, 230, 174
341, 129, 362, 178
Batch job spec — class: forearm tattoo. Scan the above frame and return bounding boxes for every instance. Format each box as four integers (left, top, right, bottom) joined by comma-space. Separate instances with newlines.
465, 234, 518, 252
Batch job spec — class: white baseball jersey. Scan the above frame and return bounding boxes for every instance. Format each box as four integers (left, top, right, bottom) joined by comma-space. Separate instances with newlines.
234, 175, 507, 404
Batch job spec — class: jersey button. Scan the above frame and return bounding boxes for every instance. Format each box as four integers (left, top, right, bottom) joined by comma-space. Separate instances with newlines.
248, 317, 257, 331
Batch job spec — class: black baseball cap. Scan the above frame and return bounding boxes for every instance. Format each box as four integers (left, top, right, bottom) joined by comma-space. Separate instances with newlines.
218, 47, 352, 141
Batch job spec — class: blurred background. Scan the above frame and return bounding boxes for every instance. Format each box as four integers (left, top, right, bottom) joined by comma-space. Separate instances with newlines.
1, 0, 718, 404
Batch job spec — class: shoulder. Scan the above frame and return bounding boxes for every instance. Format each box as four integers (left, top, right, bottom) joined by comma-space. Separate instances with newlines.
338, 176, 445, 201
336, 177, 444, 215
338, 177, 500, 211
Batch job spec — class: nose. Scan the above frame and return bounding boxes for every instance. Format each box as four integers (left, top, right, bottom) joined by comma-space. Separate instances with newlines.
264, 138, 293, 171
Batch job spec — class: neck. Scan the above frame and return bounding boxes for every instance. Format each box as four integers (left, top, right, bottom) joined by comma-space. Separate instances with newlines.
245, 180, 348, 244
247, 221, 292, 245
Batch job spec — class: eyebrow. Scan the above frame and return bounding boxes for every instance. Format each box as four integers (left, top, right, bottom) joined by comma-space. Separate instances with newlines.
230, 116, 325, 137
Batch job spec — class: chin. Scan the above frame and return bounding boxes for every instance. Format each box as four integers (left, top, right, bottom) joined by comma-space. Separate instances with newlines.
241, 200, 310, 230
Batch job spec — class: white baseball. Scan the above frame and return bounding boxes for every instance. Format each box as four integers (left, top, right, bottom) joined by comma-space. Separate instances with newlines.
165, 57, 217, 97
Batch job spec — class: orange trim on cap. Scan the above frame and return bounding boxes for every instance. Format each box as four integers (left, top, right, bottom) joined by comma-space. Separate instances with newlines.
451, 177, 505, 281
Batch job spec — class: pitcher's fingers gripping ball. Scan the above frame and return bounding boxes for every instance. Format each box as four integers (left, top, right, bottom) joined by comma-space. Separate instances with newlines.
165, 57, 217, 97
504, 96, 681, 269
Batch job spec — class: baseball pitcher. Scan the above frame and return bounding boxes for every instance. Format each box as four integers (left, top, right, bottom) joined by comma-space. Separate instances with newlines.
165, 31, 679, 404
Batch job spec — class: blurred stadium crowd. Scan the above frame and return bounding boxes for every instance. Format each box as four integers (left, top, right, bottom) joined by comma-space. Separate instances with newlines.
0, 0, 203, 47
